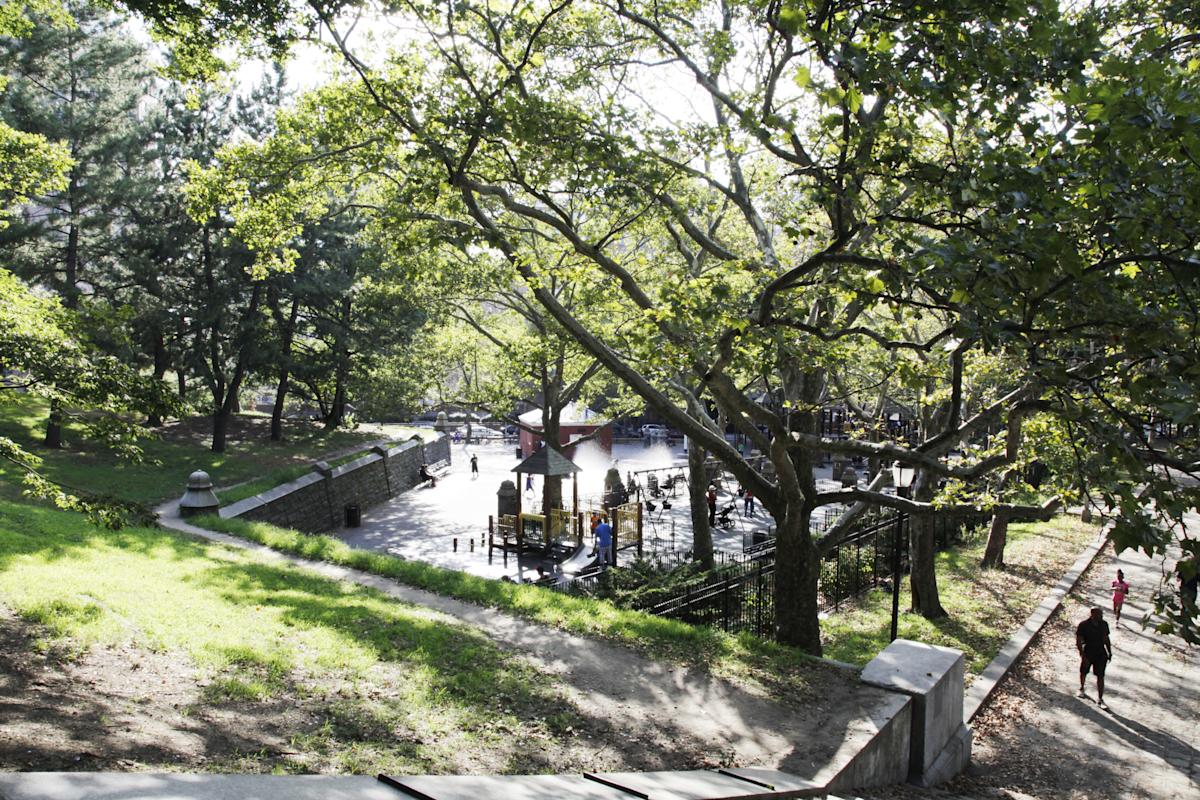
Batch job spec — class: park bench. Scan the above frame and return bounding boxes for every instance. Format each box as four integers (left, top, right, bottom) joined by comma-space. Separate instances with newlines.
417, 459, 451, 486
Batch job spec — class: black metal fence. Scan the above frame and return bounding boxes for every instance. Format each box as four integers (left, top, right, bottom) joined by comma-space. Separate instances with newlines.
818, 510, 987, 611
648, 558, 776, 638
545, 508, 987, 641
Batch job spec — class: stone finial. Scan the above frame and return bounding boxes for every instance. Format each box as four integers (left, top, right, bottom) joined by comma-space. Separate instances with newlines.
313, 461, 333, 478
497, 479, 518, 518
179, 470, 220, 518
840, 466, 859, 488
434, 411, 451, 432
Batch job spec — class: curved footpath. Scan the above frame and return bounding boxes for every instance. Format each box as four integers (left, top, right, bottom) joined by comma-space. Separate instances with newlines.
149, 501, 902, 785
864, 514, 1200, 800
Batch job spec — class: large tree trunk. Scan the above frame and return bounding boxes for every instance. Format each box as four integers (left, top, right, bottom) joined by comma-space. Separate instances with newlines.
688, 438, 714, 569
147, 329, 169, 427
981, 513, 1010, 569
324, 295, 353, 431
541, 403, 563, 518
772, 362, 826, 655
774, 509, 822, 655
270, 297, 300, 442
44, 216, 81, 449
209, 274, 262, 453
981, 469, 1018, 568
43, 399, 64, 449
211, 406, 232, 453
908, 512, 946, 618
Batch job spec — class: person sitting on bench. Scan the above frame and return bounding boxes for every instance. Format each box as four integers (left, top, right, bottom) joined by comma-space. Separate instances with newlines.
419, 463, 437, 487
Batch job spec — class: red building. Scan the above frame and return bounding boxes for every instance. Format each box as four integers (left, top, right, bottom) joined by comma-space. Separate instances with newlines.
518, 403, 612, 458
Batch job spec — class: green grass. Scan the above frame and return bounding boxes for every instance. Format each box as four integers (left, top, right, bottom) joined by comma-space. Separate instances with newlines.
821, 516, 1100, 673
0, 396, 421, 505
0, 495, 586, 773
195, 514, 838, 700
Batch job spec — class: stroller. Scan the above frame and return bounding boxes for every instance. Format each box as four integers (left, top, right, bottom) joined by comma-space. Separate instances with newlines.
715, 501, 737, 529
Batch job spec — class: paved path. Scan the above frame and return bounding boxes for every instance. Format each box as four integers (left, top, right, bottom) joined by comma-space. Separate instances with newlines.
945, 521, 1200, 800
157, 502, 902, 783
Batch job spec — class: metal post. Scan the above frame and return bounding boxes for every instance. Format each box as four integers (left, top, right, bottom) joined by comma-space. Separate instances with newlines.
890, 511, 903, 642
835, 545, 842, 611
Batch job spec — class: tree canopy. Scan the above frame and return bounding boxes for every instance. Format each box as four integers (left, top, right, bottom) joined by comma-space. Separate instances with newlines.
4, 0, 1197, 646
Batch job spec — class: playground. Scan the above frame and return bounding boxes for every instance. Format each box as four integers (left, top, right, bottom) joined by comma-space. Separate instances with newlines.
335, 438, 847, 582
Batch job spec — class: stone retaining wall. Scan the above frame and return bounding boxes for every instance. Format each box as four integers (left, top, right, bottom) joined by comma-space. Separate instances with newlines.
220, 435, 451, 533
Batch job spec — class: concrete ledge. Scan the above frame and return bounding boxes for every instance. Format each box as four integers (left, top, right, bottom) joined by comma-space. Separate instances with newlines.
913, 724, 972, 788
330, 451, 384, 479
219, 471, 325, 519
962, 520, 1113, 722
0, 773, 401, 800
818, 689, 912, 792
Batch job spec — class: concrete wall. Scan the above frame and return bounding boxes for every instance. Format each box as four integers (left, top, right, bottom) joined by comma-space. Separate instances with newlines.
858, 639, 972, 788
220, 435, 450, 534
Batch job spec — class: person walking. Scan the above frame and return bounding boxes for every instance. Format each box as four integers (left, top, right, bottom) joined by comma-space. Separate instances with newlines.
1076, 607, 1113, 708
743, 488, 755, 516
706, 484, 717, 526
1111, 569, 1130, 624
470, 452, 479, 478
594, 515, 613, 569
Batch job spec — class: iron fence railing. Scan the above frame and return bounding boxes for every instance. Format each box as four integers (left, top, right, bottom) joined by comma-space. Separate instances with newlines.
543, 507, 988, 641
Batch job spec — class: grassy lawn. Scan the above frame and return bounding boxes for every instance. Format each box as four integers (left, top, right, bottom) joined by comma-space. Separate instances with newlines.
0, 396, 422, 505
0, 496, 595, 773
196, 515, 840, 702
821, 516, 1100, 674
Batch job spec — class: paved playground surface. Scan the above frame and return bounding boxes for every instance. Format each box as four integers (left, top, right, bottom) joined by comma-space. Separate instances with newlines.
335, 439, 822, 581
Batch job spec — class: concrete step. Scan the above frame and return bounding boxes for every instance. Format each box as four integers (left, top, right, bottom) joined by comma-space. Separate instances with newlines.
380, 769, 825, 799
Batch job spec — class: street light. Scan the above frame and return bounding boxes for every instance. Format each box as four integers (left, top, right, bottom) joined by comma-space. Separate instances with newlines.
890, 462, 914, 641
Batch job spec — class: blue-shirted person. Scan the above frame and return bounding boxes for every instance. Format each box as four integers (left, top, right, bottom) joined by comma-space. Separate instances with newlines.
594, 515, 613, 569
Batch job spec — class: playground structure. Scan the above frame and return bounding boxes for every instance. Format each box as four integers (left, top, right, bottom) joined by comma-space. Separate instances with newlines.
487, 446, 644, 571
488, 500, 644, 572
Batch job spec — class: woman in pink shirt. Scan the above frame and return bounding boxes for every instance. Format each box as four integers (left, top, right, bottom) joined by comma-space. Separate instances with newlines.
1111, 569, 1130, 624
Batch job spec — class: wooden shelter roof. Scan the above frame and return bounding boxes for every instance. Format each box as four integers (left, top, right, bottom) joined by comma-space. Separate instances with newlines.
511, 447, 582, 477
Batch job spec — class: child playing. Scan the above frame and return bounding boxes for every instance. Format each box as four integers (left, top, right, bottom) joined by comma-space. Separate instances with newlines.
1111, 569, 1130, 624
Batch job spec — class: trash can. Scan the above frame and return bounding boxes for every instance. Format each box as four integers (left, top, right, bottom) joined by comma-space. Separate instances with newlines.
515, 446, 522, 459
344, 504, 361, 527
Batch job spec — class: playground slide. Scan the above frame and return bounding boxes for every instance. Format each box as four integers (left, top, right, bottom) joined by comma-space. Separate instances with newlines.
559, 544, 598, 575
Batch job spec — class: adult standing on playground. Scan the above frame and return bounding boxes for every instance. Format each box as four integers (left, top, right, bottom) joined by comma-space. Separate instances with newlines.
1076, 607, 1113, 708
594, 515, 613, 568
706, 484, 717, 526
470, 452, 479, 477
743, 488, 755, 516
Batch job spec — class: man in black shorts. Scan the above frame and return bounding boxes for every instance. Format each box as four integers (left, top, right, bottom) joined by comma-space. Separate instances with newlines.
1076, 607, 1113, 707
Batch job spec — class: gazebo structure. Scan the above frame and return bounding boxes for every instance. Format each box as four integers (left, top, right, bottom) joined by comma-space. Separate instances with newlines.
517, 402, 612, 457
511, 447, 583, 550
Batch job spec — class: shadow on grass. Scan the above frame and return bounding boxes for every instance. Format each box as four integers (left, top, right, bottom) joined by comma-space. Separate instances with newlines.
196, 515, 784, 681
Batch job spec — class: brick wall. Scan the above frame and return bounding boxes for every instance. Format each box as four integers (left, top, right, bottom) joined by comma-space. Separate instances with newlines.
221, 434, 452, 533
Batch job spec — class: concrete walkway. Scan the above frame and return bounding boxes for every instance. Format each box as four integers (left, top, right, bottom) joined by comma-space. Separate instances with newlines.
950, 516, 1200, 800
154, 502, 903, 784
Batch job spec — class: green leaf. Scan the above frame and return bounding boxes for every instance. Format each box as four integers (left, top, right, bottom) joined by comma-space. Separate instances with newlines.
1119, 264, 1141, 279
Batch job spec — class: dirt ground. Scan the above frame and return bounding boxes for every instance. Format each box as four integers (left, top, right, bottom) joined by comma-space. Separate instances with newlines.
0, 606, 728, 776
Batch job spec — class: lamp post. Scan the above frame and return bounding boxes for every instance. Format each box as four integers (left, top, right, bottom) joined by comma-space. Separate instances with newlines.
890, 462, 914, 641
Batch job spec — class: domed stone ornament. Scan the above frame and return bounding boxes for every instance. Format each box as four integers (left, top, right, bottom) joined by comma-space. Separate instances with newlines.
179, 470, 220, 518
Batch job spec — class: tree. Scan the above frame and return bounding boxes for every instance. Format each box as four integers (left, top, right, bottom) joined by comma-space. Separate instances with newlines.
0, 268, 175, 524
0, 0, 153, 447
136, 0, 1200, 652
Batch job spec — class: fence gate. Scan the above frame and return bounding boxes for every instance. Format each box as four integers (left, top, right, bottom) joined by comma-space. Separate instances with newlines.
611, 501, 643, 563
